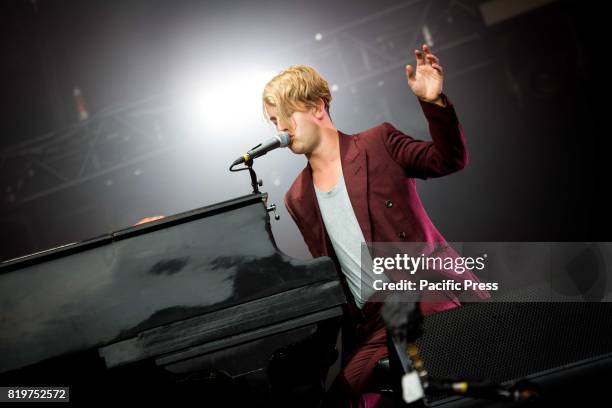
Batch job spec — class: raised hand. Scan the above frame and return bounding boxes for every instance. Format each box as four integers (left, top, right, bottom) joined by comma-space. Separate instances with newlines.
405, 44, 445, 106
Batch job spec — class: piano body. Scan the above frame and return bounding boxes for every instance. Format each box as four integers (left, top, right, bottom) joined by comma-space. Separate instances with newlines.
0, 193, 347, 405
4, 191, 612, 407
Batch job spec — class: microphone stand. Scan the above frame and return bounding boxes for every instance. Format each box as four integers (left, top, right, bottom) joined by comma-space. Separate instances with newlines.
244, 158, 261, 194
229, 157, 262, 194
229, 157, 281, 221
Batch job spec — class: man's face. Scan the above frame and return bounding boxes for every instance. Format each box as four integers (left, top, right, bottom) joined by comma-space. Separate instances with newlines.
265, 104, 321, 155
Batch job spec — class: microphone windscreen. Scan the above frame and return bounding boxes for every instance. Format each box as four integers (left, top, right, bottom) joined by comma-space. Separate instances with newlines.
276, 132, 290, 147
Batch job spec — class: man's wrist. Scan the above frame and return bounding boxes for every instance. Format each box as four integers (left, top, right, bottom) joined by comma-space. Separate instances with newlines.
417, 93, 458, 123
418, 94, 446, 107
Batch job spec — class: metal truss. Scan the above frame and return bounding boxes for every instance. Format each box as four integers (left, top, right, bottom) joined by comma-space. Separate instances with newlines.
1, 0, 491, 208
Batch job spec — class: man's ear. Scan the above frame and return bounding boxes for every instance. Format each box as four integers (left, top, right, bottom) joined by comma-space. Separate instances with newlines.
313, 99, 327, 120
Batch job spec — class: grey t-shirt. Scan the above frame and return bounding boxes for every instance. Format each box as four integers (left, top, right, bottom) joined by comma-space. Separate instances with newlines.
314, 172, 381, 308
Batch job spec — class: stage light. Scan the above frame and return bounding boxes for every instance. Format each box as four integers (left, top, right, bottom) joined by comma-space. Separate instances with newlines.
175, 70, 276, 134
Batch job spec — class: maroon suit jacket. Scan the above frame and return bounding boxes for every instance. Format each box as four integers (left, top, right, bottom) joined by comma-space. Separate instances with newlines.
284, 95, 490, 319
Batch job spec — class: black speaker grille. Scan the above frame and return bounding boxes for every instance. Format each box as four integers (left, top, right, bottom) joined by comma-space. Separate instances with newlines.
417, 302, 612, 383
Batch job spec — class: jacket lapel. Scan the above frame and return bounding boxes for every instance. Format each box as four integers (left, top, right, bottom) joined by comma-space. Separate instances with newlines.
298, 163, 332, 257
338, 131, 373, 243
299, 130, 373, 255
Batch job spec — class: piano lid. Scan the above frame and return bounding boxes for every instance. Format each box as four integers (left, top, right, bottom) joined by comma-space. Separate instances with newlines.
0, 193, 343, 373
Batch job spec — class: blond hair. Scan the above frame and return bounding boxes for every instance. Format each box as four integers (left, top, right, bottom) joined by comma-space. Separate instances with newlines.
262, 65, 332, 129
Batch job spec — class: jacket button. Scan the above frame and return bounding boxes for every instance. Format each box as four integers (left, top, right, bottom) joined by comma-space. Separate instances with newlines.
399, 232, 406, 239
385, 200, 393, 208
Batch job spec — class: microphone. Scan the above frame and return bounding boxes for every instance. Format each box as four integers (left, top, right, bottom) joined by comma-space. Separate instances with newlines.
232, 132, 291, 166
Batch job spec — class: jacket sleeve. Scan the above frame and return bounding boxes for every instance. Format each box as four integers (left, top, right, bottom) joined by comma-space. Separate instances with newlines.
381, 94, 469, 179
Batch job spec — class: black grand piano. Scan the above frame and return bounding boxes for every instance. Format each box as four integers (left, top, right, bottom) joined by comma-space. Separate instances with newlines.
0, 192, 346, 405
3, 191, 612, 407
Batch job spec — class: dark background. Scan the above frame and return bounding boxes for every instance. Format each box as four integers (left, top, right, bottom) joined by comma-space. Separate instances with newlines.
0, 0, 608, 261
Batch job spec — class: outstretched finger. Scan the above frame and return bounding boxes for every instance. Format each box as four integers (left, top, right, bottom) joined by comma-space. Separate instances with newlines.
426, 53, 440, 65
415, 49, 426, 66
406, 64, 415, 79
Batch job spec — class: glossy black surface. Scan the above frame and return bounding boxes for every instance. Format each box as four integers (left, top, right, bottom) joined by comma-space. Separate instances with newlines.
0, 193, 345, 382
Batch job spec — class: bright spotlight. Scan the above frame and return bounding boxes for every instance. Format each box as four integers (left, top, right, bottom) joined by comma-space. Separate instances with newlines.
177, 70, 277, 135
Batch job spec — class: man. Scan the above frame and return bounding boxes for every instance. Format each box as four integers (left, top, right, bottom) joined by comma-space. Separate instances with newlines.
262, 44, 490, 404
